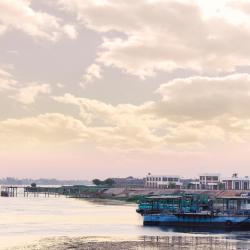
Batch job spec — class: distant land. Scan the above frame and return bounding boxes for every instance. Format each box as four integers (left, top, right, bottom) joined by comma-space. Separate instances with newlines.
0, 177, 92, 186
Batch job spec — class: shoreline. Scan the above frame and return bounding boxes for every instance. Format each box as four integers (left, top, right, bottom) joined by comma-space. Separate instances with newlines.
69, 187, 248, 204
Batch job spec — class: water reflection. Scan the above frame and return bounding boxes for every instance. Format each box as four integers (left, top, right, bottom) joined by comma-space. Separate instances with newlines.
8, 235, 250, 250
156, 225, 250, 234
140, 235, 250, 249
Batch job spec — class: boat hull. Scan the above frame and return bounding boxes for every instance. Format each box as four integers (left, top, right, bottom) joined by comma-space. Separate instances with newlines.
143, 214, 250, 229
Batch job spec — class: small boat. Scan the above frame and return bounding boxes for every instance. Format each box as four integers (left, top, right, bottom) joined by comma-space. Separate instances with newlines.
1, 191, 9, 197
136, 194, 250, 229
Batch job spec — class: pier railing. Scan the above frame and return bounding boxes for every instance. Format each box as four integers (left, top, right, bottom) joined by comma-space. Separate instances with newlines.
1, 185, 103, 198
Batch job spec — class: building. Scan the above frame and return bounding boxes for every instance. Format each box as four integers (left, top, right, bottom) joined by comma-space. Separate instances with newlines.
144, 172, 250, 190
181, 174, 220, 190
199, 173, 220, 190
222, 173, 250, 190
145, 173, 182, 189
188, 181, 201, 190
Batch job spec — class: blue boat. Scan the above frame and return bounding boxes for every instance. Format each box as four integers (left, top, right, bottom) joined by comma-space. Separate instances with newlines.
137, 194, 250, 229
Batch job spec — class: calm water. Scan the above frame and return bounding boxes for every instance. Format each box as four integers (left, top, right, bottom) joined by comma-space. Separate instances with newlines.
0, 195, 250, 249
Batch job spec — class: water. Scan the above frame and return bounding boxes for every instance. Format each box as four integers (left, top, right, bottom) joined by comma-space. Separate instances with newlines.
0, 195, 250, 249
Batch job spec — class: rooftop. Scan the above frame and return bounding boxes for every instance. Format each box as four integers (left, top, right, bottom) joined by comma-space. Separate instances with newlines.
147, 195, 183, 200
217, 196, 250, 200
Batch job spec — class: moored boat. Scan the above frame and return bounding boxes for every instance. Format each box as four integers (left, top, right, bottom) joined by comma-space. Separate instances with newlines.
137, 194, 250, 229
1, 191, 9, 197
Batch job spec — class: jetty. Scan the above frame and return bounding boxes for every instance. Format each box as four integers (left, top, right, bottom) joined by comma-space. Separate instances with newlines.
0, 184, 101, 198
0, 185, 60, 197
1, 186, 19, 197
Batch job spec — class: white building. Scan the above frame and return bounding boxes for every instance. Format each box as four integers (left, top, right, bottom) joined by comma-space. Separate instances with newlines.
199, 173, 220, 190
145, 173, 182, 189
222, 173, 250, 190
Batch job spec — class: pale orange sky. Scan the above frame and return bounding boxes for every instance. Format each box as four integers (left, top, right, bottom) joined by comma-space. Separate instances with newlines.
1, 0, 250, 179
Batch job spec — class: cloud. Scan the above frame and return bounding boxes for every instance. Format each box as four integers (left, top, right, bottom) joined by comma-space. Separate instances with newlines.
56, 82, 64, 88
0, 68, 18, 91
80, 64, 102, 87
13, 83, 51, 104
154, 73, 250, 120
52, 73, 250, 151
228, 0, 250, 16
53, 93, 117, 125
53, 93, 166, 149
0, 110, 160, 151
0, 68, 51, 104
63, 24, 78, 39
3, 72, 250, 153
0, 24, 7, 35
0, 0, 77, 41
2, 70, 250, 152
0, 113, 86, 150
57, 0, 250, 78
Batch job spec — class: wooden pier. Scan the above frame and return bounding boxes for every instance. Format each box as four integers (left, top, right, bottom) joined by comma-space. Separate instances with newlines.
1, 186, 19, 197
24, 186, 60, 197
1, 184, 97, 198
1, 185, 60, 198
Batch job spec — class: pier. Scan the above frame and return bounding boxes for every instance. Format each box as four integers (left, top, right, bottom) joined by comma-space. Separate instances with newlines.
0, 186, 19, 197
24, 186, 60, 197
0, 185, 61, 198
0, 184, 95, 198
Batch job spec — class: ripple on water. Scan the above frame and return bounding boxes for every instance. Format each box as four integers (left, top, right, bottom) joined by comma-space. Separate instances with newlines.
6, 235, 250, 250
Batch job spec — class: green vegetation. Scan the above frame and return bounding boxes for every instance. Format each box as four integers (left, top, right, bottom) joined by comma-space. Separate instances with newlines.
31, 182, 37, 188
218, 182, 225, 190
168, 182, 177, 189
92, 178, 115, 187
125, 195, 147, 203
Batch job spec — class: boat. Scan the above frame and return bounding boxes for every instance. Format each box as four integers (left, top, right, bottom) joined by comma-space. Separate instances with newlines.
1, 191, 9, 197
136, 194, 250, 229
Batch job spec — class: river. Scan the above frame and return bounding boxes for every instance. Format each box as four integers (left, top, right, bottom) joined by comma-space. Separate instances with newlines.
0, 195, 250, 249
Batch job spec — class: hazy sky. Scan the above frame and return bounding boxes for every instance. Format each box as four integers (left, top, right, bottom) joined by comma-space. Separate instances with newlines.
1, 0, 250, 179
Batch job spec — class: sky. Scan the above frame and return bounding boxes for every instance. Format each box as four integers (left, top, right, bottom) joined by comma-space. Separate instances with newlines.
1, 0, 250, 179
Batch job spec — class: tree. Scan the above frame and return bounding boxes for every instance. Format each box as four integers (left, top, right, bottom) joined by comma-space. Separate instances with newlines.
218, 182, 225, 190
168, 182, 176, 189
104, 178, 115, 187
92, 179, 102, 186
92, 178, 115, 186
31, 182, 37, 188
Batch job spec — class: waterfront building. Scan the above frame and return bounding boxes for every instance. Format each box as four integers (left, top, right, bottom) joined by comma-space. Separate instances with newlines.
188, 181, 201, 190
144, 172, 250, 190
222, 173, 250, 190
145, 173, 182, 189
199, 173, 220, 190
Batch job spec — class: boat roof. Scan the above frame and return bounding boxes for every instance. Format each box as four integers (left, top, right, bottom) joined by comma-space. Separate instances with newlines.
146, 195, 183, 200
217, 196, 250, 200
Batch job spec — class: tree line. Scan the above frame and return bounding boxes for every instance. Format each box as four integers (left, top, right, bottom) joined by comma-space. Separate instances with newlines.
92, 178, 115, 186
